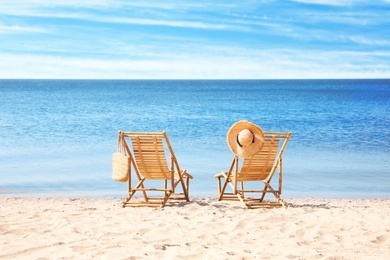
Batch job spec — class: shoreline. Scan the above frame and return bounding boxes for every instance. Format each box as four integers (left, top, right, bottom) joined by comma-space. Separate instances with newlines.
1, 197, 389, 259
1, 190, 390, 199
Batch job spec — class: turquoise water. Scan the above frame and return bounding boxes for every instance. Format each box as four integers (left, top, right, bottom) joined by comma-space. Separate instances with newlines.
0, 79, 389, 198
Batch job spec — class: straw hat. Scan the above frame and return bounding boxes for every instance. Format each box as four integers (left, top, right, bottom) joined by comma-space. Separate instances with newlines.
227, 120, 264, 158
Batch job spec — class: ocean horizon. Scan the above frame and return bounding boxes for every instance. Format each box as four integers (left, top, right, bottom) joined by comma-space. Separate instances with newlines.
0, 79, 389, 199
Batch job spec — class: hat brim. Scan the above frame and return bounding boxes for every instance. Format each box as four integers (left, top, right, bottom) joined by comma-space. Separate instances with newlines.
227, 120, 264, 158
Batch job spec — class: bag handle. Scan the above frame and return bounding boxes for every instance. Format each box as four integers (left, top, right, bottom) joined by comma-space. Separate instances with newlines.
117, 131, 125, 154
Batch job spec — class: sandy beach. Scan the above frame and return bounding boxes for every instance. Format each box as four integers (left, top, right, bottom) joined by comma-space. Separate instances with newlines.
1, 197, 389, 259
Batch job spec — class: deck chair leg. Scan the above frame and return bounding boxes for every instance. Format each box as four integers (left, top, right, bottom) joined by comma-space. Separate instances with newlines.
179, 177, 190, 202
259, 183, 268, 202
139, 181, 148, 202
217, 157, 238, 201
122, 179, 146, 207
164, 179, 168, 198
172, 177, 188, 201
263, 181, 286, 207
216, 177, 222, 194
240, 181, 244, 198
136, 178, 149, 202
122, 191, 136, 207
186, 176, 190, 197
236, 190, 246, 205
219, 173, 232, 201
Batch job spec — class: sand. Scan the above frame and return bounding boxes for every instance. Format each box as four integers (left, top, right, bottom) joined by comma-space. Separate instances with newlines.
1, 197, 389, 259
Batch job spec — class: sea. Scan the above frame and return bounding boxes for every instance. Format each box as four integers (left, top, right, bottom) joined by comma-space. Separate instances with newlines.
0, 79, 389, 199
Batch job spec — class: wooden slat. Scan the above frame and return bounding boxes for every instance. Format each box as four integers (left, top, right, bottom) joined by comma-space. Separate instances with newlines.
130, 135, 171, 180
238, 138, 279, 181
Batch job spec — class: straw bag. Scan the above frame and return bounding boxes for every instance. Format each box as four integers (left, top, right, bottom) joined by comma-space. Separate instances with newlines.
112, 131, 130, 182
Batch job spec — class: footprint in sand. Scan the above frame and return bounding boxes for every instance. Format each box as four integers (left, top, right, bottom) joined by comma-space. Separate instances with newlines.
372, 233, 389, 244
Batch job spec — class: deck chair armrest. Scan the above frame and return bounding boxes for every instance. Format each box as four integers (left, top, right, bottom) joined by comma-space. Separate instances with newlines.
214, 171, 228, 178
181, 169, 193, 179
174, 169, 193, 179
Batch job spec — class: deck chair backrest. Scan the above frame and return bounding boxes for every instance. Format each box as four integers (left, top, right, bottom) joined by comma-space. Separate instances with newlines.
239, 136, 280, 181
129, 133, 172, 180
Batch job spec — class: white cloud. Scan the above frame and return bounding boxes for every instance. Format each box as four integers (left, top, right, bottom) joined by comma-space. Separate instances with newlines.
0, 3, 242, 32
92, 16, 242, 30
0, 24, 48, 34
0, 0, 115, 11
1, 49, 389, 79
1, 0, 389, 79
347, 36, 390, 46
290, 0, 362, 6
0, 0, 234, 12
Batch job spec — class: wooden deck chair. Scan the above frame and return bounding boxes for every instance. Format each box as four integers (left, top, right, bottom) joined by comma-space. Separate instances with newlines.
215, 132, 292, 208
120, 131, 193, 208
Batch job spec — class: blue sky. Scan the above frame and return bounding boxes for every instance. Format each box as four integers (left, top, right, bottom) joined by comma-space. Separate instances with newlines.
1, 0, 389, 79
